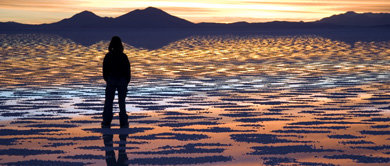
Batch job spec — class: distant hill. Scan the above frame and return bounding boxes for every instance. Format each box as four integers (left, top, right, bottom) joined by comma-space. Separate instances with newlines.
0, 22, 36, 30
317, 11, 390, 26
47, 10, 113, 28
1, 7, 390, 31
113, 7, 194, 28
196, 21, 328, 29
42, 7, 193, 29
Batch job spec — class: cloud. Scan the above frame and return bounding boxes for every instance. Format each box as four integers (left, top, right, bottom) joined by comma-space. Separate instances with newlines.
243, 1, 338, 6
0, 0, 86, 13
331, 5, 390, 13
160, 7, 216, 14
0, 0, 82, 8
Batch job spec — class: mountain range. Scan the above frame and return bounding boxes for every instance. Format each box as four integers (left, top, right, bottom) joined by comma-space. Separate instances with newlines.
1, 7, 390, 30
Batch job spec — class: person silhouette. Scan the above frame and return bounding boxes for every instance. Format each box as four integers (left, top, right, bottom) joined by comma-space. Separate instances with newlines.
103, 134, 129, 166
102, 36, 131, 128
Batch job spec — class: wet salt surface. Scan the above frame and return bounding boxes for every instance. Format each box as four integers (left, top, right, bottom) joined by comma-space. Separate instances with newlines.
0, 33, 389, 165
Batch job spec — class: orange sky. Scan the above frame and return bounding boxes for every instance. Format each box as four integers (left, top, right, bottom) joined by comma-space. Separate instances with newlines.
1, 0, 390, 24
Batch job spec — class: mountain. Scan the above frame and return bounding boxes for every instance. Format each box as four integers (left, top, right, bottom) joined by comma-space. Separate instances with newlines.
45, 7, 193, 29
1, 7, 390, 30
47, 10, 113, 28
196, 21, 331, 29
114, 7, 194, 28
0, 22, 35, 30
317, 11, 390, 26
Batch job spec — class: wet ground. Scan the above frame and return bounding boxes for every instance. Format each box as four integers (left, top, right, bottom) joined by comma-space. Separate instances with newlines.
0, 33, 389, 165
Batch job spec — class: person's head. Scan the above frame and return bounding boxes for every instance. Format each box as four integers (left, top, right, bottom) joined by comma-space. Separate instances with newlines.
108, 36, 124, 53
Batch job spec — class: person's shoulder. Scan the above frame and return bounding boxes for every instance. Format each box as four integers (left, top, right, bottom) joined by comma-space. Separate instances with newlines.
121, 53, 129, 58
104, 52, 112, 58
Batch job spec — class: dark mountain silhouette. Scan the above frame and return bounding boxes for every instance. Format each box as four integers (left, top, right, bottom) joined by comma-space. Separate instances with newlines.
44, 7, 193, 29
47, 10, 113, 28
317, 11, 390, 26
196, 21, 330, 29
0, 22, 37, 30
113, 7, 194, 28
1, 7, 390, 30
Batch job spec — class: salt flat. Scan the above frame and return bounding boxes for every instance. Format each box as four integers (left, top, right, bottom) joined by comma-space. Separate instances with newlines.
0, 33, 389, 165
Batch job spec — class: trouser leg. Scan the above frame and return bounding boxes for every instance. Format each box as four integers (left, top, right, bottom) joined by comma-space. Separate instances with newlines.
103, 84, 116, 125
118, 84, 128, 126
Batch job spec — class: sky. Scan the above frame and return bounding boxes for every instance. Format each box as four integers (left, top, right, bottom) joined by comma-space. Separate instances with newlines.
1, 0, 390, 24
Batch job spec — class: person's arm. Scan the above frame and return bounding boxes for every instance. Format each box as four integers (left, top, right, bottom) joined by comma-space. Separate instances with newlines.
124, 54, 131, 84
103, 54, 108, 82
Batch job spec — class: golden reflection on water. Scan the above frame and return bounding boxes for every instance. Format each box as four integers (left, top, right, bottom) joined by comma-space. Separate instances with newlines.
0, 34, 389, 87
0, 34, 389, 165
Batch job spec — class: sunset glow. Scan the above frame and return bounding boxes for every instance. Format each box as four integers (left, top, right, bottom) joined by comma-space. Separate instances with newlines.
1, 0, 390, 24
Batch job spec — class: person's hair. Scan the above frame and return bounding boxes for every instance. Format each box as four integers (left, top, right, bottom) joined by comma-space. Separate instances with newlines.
108, 36, 124, 53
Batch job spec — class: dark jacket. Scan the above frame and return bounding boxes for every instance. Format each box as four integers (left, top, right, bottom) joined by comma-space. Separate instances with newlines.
103, 51, 131, 84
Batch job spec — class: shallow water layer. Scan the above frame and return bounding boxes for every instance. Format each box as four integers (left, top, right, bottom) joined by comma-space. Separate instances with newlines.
0, 33, 389, 165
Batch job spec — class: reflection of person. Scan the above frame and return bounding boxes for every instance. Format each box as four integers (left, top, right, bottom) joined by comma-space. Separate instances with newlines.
103, 134, 129, 166
102, 36, 131, 128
